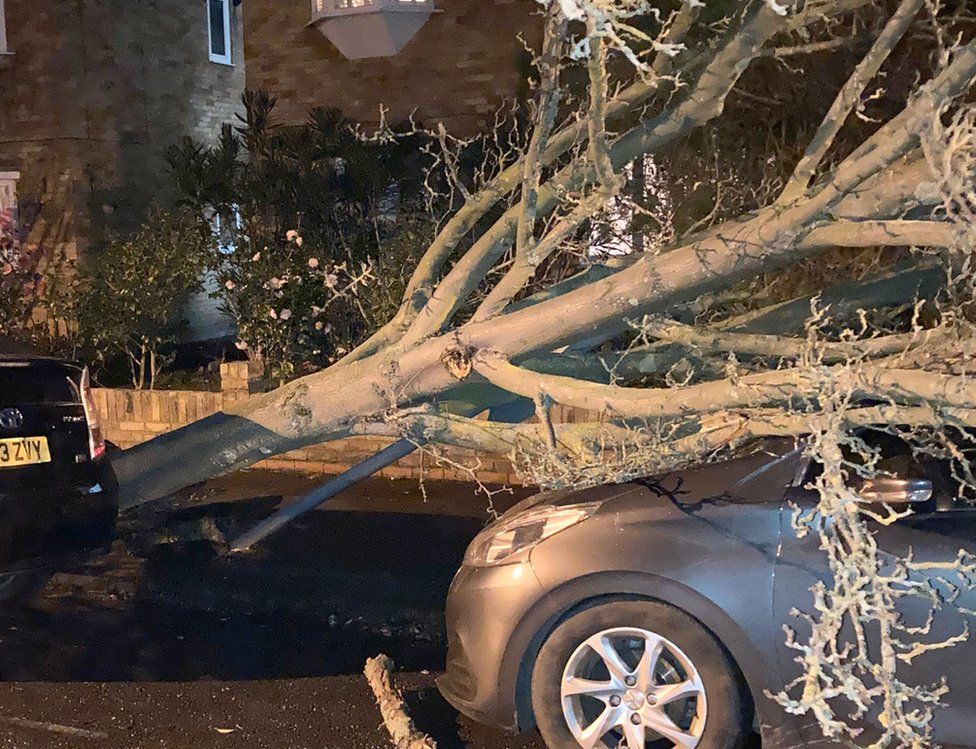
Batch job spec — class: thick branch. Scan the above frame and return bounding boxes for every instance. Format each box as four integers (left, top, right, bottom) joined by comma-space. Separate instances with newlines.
779, 0, 926, 204
458, 50, 972, 360
801, 219, 968, 250
714, 263, 944, 334
472, 351, 976, 419
787, 0, 879, 31
354, 405, 976, 461
442, 22, 976, 353
641, 318, 935, 362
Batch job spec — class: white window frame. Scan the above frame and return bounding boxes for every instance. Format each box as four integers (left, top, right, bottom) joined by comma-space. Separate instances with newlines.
0, 0, 10, 56
207, 0, 233, 65
208, 203, 242, 254
0, 172, 19, 215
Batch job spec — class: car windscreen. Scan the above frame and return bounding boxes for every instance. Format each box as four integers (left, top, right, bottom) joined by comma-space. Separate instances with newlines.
0, 364, 79, 404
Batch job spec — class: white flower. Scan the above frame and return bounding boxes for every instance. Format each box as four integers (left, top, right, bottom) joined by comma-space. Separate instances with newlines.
324, 273, 339, 290
252, 252, 262, 262
314, 321, 324, 331
295, 236, 303, 247
553, 0, 584, 20
268, 277, 285, 290
268, 309, 278, 319
286, 230, 299, 241
279, 309, 292, 321
308, 257, 320, 269
225, 280, 235, 290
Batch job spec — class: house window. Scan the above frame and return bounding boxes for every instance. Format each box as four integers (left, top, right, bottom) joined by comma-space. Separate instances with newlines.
0, 0, 9, 55
0, 172, 18, 214
207, 0, 232, 65
205, 204, 242, 254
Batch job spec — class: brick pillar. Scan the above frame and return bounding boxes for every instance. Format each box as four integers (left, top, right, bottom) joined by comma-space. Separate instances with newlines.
220, 361, 265, 405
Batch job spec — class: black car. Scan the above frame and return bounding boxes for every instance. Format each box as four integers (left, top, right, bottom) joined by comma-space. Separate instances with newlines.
0, 340, 117, 601
438, 437, 976, 749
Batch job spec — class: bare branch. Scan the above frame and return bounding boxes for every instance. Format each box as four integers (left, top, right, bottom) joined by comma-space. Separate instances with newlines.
803, 219, 969, 249
780, 0, 926, 204
515, 6, 567, 262
401, 1, 799, 343
472, 349, 976, 420
640, 317, 935, 361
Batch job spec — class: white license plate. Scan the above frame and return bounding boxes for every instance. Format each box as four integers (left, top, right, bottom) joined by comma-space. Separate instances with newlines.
0, 436, 51, 468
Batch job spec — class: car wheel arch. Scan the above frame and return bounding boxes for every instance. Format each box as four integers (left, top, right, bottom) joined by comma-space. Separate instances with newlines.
507, 570, 772, 734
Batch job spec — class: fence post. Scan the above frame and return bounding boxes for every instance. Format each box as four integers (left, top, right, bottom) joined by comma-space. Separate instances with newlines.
220, 360, 265, 406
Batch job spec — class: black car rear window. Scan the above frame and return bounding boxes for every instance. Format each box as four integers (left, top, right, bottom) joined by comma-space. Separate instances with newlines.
0, 366, 78, 403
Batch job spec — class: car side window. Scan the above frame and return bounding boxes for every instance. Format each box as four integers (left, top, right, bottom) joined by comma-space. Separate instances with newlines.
798, 430, 970, 513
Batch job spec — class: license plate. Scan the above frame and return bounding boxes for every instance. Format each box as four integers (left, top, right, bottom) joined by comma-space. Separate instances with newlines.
0, 436, 51, 468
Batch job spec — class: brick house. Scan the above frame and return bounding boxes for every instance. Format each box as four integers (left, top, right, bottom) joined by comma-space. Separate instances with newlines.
242, 0, 541, 136
0, 0, 245, 262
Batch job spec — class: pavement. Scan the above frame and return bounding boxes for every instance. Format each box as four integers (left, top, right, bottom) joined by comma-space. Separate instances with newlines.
0, 471, 547, 749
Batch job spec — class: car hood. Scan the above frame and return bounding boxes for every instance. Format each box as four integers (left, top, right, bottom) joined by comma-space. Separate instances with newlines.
500, 437, 805, 518
502, 482, 642, 518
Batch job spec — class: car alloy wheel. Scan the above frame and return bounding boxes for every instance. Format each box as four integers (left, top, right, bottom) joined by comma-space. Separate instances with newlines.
559, 626, 706, 748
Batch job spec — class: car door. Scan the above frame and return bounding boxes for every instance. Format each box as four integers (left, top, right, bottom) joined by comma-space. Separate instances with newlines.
773, 479, 976, 748
871, 508, 976, 746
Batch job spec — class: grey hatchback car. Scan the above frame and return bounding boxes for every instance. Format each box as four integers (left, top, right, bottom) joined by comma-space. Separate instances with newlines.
437, 437, 976, 749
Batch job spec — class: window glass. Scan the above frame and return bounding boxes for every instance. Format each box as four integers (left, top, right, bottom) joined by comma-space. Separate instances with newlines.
0, 0, 7, 54
208, 0, 230, 63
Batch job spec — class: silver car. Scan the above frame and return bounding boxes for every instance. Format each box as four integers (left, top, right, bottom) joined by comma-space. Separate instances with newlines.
437, 437, 976, 749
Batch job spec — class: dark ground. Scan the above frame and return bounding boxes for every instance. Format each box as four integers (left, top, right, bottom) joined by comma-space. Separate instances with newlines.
0, 472, 547, 748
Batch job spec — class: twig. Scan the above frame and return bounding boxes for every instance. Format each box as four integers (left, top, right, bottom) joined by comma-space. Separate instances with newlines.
0, 716, 108, 740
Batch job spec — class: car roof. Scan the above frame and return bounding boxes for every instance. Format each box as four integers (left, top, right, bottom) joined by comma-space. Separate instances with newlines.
0, 335, 41, 358
0, 336, 80, 370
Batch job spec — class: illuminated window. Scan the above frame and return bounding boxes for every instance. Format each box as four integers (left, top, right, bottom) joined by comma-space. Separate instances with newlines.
316, 0, 428, 8
207, 0, 232, 65
310, 0, 435, 59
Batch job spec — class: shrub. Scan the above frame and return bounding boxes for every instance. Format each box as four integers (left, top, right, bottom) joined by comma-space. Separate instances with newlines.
76, 208, 214, 389
216, 230, 375, 383
0, 206, 44, 337
166, 92, 435, 381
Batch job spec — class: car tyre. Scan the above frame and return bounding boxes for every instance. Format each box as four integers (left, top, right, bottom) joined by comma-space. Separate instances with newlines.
531, 599, 751, 749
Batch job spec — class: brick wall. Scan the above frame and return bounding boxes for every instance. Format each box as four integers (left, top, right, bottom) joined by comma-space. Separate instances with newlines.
0, 0, 245, 258
243, 0, 540, 136
92, 362, 597, 485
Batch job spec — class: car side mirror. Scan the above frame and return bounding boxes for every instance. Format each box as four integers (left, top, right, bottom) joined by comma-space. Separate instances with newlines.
858, 477, 933, 506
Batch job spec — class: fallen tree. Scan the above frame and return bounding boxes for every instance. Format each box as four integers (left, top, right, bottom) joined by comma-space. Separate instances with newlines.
116, 0, 976, 506
113, 1, 976, 744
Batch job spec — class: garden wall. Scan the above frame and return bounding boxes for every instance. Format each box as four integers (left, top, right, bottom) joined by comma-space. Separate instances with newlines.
92, 363, 597, 485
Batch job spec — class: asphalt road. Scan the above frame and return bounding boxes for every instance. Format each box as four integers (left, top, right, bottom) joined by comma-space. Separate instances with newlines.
0, 472, 546, 749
